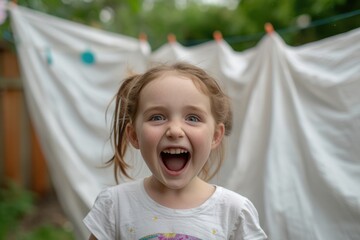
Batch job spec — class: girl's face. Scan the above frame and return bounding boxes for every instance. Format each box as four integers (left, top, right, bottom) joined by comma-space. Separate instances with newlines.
127, 73, 224, 191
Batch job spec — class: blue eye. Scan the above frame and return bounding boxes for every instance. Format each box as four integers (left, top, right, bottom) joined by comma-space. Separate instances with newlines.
150, 115, 165, 121
187, 115, 200, 122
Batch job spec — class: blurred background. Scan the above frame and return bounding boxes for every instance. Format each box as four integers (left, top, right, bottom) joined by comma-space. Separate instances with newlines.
1, 0, 360, 50
0, 0, 359, 239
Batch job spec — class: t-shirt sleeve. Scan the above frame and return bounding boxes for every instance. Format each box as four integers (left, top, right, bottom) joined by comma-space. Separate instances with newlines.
231, 198, 268, 240
83, 188, 116, 240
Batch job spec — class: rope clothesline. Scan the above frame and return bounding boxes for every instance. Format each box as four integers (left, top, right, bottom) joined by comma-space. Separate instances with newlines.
2, 5, 360, 47
183, 9, 360, 46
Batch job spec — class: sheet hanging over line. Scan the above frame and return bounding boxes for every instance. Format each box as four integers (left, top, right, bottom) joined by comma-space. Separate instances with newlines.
9, 5, 360, 240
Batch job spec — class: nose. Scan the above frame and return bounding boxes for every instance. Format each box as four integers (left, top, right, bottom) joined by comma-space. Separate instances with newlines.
165, 121, 185, 139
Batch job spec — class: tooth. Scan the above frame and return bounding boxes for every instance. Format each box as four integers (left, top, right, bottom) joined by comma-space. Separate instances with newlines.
162, 148, 188, 154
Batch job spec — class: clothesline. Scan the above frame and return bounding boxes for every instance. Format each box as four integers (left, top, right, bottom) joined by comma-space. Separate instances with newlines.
184, 9, 360, 46
2, 6, 360, 48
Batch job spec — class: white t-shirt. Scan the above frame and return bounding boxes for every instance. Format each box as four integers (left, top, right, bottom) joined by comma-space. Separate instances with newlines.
83, 179, 267, 240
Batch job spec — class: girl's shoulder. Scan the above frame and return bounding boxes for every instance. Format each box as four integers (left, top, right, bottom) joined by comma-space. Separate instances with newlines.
103, 178, 143, 199
215, 187, 267, 239
216, 186, 249, 204
215, 186, 259, 215
91, 179, 143, 207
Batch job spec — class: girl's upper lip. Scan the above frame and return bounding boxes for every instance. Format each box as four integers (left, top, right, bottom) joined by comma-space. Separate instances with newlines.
161, 145, 189, 150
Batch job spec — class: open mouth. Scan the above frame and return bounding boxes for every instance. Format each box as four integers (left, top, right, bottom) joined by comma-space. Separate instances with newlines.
161, 149, 190, 172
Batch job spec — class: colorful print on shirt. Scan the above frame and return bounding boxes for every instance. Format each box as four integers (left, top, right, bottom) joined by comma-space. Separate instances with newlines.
139, 233, 201, 240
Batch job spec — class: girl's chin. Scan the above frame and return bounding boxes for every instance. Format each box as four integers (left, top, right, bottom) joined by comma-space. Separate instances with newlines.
160, 180, 192, 191
148, 174, 193, 190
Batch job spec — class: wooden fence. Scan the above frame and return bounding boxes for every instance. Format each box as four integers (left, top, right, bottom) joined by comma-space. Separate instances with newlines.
0, 44, 50, 196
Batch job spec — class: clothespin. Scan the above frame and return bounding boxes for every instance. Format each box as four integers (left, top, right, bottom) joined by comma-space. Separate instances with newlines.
138, 33, 151, 55
7, 0, 17, 8
138, 32, 147, 42
167, 33, 176, 43
213, 30, 223, 42
265, 22, 274, 35
4, 0, 17, 11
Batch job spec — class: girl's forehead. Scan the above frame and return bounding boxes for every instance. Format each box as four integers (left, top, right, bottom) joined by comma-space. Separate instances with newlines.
143, 72, 206, 93
139, 74, 210, 103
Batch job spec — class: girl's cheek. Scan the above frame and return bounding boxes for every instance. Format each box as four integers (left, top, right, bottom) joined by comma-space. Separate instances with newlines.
141, 126, 160, 141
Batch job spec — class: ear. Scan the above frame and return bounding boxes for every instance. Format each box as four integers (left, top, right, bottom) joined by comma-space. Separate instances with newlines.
211, 123, 225, 149
126, 123, 140, 149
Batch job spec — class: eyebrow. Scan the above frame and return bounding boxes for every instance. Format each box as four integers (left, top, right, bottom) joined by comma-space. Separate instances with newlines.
142, 106, 167, 116
184, 105, 209, 116
142, 105, 209, 116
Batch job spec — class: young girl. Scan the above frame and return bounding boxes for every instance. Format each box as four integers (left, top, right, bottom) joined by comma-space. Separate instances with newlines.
83, 62, 267, 240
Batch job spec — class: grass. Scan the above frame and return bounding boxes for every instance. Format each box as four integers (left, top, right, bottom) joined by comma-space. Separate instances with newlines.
0, 181, 75, 240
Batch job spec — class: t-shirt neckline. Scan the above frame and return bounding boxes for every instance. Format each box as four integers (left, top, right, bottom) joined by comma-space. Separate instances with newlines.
138, 178, 223, 216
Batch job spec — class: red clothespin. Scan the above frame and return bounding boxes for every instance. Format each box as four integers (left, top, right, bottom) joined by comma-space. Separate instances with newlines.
213, 30, 223, 42
139, 32, 147, 42
265, 22, 274, 35
8, 0, 18, 8
167, 33, 176, 43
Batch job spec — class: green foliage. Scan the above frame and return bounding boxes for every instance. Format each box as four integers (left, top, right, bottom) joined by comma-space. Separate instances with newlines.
117, 0, 360, 50
16, 224, 75, 240
0, 181, 75, 240
1, 0, 359, 51
0, 181, 34, 239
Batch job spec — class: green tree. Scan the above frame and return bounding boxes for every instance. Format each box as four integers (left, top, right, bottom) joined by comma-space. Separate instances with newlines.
1, 0, 359, 51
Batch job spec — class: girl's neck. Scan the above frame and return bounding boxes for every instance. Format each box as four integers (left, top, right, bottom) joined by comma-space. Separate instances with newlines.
144, 176, 215, 209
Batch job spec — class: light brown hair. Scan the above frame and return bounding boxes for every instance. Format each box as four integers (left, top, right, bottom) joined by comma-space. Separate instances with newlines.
108, 62, 232, 183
